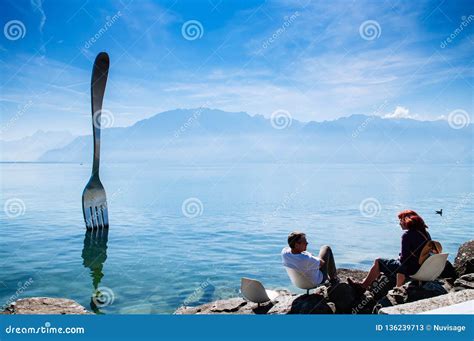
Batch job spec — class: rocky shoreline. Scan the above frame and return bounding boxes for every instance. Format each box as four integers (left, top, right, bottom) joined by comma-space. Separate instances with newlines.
175, 240, 474, 315
2, 240, 473, 315
1, 297, 91, 315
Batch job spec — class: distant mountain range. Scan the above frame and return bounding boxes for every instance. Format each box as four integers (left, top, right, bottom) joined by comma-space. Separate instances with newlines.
0, 130, 75, 162
8, 108, 474, 163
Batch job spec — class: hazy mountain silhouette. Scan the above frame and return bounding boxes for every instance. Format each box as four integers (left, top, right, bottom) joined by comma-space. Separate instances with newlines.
38, 108, 472, 164
1, 130, 75, 162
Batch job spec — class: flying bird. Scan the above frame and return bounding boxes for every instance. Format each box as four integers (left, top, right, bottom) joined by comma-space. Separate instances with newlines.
435, 209, 443, 216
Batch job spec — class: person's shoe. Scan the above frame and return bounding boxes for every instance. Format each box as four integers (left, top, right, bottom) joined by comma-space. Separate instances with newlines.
347, 277, 366, 296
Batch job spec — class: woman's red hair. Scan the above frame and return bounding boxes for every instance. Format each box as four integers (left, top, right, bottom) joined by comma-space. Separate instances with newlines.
398, 210, 429, 231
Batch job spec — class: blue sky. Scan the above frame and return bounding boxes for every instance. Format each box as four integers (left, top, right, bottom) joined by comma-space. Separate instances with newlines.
0, 0, 473, 139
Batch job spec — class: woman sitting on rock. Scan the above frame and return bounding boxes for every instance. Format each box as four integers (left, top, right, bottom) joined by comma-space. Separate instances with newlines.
348, 210, 431, 292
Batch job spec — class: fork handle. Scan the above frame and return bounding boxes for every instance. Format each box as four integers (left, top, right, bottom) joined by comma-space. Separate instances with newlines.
90, 52, 110, 175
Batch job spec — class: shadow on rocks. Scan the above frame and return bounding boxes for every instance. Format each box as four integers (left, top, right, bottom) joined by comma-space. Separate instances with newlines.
289, 294, 335, 314
327, 282, 357, 313
252, 302, 275, 314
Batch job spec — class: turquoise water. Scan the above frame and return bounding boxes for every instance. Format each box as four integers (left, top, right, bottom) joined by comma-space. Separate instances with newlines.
0, 162, 472, 314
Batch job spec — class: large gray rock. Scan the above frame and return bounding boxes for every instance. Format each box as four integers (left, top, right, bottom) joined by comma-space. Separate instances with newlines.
176, 291, 287, 315
454, 273, 474, 290
336, 268, 368, 282
327, 282, 357, 313
288, 293, 335, 314
373, 279, 453, 313
378, 289, 474, 314
175, 297, 255, 315
454, 240, 474, 277
2, 297, 91, 315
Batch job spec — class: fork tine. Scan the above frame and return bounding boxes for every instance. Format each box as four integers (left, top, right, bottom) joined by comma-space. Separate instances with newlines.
90, 206, 98, 229
90, 207, 95, 230
93, 206, 99, 230
94, 206, 101, 230
102, 205, 109, 228
84, 206, 92, 230
96, 206, 104, 229
88, 206, 94, 229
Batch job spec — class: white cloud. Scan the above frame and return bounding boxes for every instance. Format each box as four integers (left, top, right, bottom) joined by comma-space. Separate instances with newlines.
31, 0, 46, 33
31, 0, 47, 53
384, 106, 417, 119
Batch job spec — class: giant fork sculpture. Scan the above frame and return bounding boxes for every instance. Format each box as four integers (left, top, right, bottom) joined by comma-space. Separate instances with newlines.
82, 52, 110, 229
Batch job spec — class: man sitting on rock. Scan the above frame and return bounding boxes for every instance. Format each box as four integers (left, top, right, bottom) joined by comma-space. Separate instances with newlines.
281, 231, 339, 286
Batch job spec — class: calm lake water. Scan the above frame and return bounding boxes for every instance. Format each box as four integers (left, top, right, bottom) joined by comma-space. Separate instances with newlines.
0, 162, 472, 314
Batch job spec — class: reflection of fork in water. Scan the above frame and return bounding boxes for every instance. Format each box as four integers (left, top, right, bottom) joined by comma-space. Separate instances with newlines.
81, 227, 108, 314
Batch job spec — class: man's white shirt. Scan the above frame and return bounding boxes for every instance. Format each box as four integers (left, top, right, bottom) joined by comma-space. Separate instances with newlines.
281, 247, 324, 285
